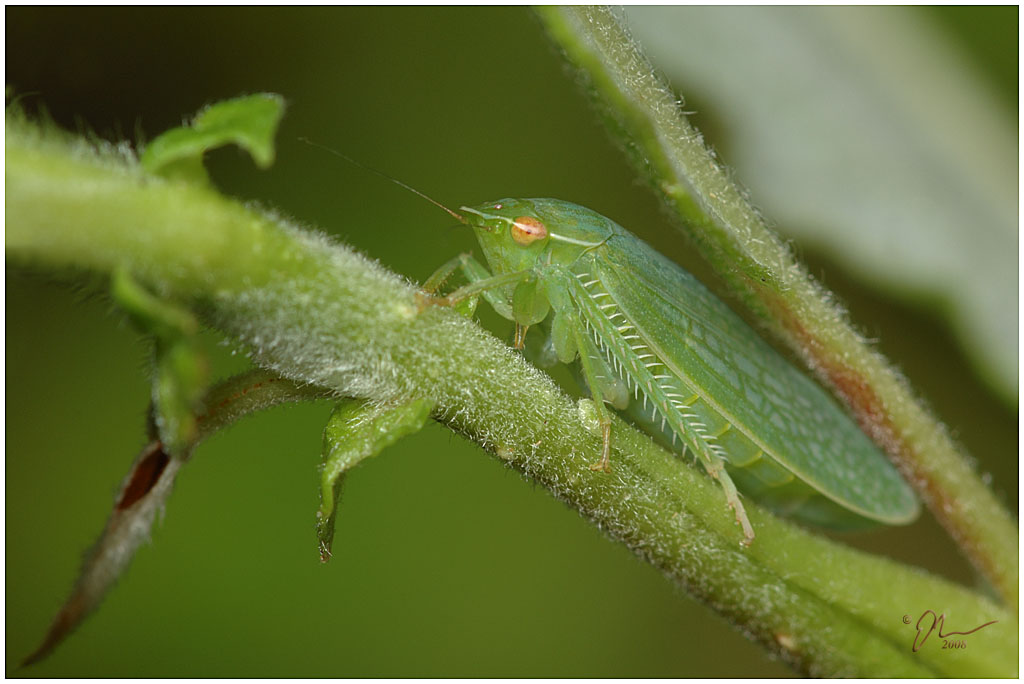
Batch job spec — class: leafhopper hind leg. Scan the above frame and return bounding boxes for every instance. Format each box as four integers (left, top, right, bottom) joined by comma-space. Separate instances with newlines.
555, 291, 755, 543
702, 451, 755, 545
568, 321, 627, 474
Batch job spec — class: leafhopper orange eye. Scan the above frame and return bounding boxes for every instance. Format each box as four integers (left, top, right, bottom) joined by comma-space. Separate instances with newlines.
511, 216, 547, 245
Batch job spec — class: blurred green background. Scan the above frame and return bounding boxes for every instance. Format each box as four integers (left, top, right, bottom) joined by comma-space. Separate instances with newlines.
6, 6, 1017, 677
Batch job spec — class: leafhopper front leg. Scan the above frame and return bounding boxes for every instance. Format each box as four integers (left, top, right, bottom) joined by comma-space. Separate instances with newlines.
419, 253, 526, 320
438, 269, 532, 309
421, 253, 467, 295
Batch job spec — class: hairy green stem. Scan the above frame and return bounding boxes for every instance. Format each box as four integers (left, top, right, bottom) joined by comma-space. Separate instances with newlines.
536, 5, 1018, 610
5, 117, 1016, 675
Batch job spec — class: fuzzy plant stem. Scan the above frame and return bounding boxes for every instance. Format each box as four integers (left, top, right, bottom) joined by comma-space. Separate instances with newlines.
536, 6, 1018, 610
6, 120, 1016, 676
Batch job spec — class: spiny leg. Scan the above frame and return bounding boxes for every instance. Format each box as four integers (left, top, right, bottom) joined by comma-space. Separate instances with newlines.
701, 452, 755, 544
584, 341, 630, 411
570, 321, 620, 473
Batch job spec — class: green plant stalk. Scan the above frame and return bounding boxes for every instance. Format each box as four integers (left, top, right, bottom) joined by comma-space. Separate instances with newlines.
536, 5, 1018, 610
6, 120, 1016, 676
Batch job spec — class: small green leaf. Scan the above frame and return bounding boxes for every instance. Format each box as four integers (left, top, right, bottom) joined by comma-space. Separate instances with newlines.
111, 268, 207, 452
110, 267, 198, 339
140, 92, 285, 182
317, 398, 434, 562
153, 338, 208, 452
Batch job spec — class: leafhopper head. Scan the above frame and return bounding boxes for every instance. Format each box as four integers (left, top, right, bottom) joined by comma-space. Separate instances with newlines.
461, 198, 612, 276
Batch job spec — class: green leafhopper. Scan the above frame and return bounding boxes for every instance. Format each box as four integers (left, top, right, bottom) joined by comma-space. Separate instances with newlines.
305, 145, 919, 544
423, 197, 919, 544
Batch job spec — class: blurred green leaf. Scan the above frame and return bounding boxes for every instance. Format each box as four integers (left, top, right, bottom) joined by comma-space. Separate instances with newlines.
624, 6, 1017, 404
140, 92, 285, 182
20, 369, 327, 666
